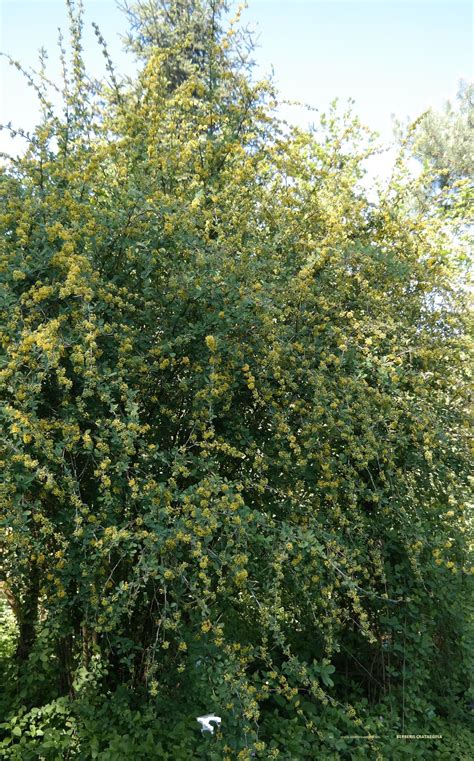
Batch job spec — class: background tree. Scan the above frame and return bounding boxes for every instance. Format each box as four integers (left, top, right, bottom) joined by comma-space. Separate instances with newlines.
119, 0, 254, 89
395, 81, 474, 222
411, 80, 473, 191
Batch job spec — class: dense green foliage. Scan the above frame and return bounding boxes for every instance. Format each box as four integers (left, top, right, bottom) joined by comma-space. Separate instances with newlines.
1, 1, 472, 758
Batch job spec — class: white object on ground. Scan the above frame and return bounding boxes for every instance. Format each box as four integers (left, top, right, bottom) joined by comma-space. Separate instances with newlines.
196, 714, 222, 734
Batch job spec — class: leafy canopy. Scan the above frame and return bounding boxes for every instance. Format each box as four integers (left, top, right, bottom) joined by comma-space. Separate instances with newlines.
0, 1, 472, 758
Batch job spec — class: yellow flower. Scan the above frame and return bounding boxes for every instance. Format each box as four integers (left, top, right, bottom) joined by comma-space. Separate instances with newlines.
205, 335, 217, 352
234, 569, 248, 586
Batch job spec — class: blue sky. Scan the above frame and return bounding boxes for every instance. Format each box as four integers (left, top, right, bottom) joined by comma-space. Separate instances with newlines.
0, 0, 472, 177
